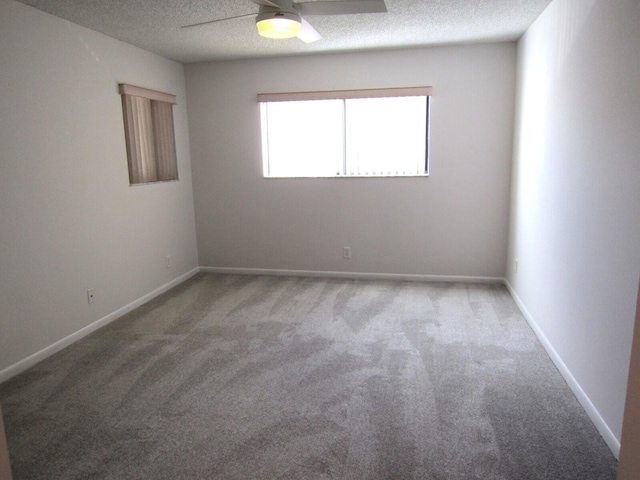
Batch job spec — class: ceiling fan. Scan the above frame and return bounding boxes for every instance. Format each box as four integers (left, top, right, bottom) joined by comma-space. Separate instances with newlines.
182, 0, 387, 44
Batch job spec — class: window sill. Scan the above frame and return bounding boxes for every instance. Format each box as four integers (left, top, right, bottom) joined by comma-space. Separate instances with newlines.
264, 174, 430, 179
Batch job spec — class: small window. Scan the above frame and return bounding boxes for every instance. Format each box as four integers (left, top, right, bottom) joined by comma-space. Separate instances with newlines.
258, 87, 431, 178
119, 84, 178, 185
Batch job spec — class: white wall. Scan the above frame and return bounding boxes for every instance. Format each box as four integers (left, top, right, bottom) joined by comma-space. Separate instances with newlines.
507, 0, 640, 455
0, 0, 199, 376
186, 44, 516, 279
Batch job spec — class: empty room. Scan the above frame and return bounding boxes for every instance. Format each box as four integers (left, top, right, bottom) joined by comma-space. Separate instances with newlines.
0, 0, 638, 478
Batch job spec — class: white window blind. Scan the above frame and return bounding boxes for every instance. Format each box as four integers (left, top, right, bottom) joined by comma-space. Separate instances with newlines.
119, 84, 178, 185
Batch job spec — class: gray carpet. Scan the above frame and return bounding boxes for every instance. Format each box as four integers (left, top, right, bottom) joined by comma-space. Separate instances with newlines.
0, 274, 618, 479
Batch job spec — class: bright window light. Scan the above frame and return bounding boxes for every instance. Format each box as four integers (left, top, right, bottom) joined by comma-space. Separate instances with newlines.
346, 96, 427, 176
260, 94, 430, 178
261, 100, 344, 177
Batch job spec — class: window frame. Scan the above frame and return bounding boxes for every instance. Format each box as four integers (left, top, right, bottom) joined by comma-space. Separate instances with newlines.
258, 86, 432, 179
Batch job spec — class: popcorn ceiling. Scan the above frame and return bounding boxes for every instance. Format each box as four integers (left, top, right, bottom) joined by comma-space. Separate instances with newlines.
16, 0, 552, 63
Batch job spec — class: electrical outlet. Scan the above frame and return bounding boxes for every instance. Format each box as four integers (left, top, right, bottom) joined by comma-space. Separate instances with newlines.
165, 255, 171, 268
343, 247, 352, 259
87, 289, 95, 304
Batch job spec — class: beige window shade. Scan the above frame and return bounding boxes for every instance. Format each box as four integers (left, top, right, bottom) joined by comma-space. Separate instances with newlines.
257, 86, 432, 103
150, 101, 178, 181
119, 84, 178, 185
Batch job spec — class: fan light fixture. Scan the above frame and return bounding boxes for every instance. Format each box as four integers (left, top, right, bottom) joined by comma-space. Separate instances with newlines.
256, 11, 301, 39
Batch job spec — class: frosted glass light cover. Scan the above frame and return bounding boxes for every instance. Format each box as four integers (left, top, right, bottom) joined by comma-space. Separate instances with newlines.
256, 12, 301, 39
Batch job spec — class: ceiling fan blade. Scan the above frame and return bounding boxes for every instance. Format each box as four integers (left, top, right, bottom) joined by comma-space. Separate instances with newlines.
297, 18, 322, 43
182, 13, 255, 29
250, 0, 283, 8
296, 0, 386, 16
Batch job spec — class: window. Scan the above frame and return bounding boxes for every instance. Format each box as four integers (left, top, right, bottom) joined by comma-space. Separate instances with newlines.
258, 87, 431, 178
119, 84, 178, 185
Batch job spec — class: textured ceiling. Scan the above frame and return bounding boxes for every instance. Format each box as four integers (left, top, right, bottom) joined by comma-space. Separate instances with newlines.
15, 0, 552, 63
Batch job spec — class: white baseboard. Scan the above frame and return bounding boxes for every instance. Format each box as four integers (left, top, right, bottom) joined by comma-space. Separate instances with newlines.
0, 268, 199, 384
199, 266, 504, 284
504, 279, 621, 458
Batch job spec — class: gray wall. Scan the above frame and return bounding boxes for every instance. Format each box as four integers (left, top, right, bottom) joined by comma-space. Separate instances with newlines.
507, 0, 640, 455
186, 44, 517, 279
0, 0, 199, 376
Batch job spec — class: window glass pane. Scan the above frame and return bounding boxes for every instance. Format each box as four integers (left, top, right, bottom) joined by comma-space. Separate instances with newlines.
260, 93, 429, 178
345, 96, 427, 176
261, 100, 344, 177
